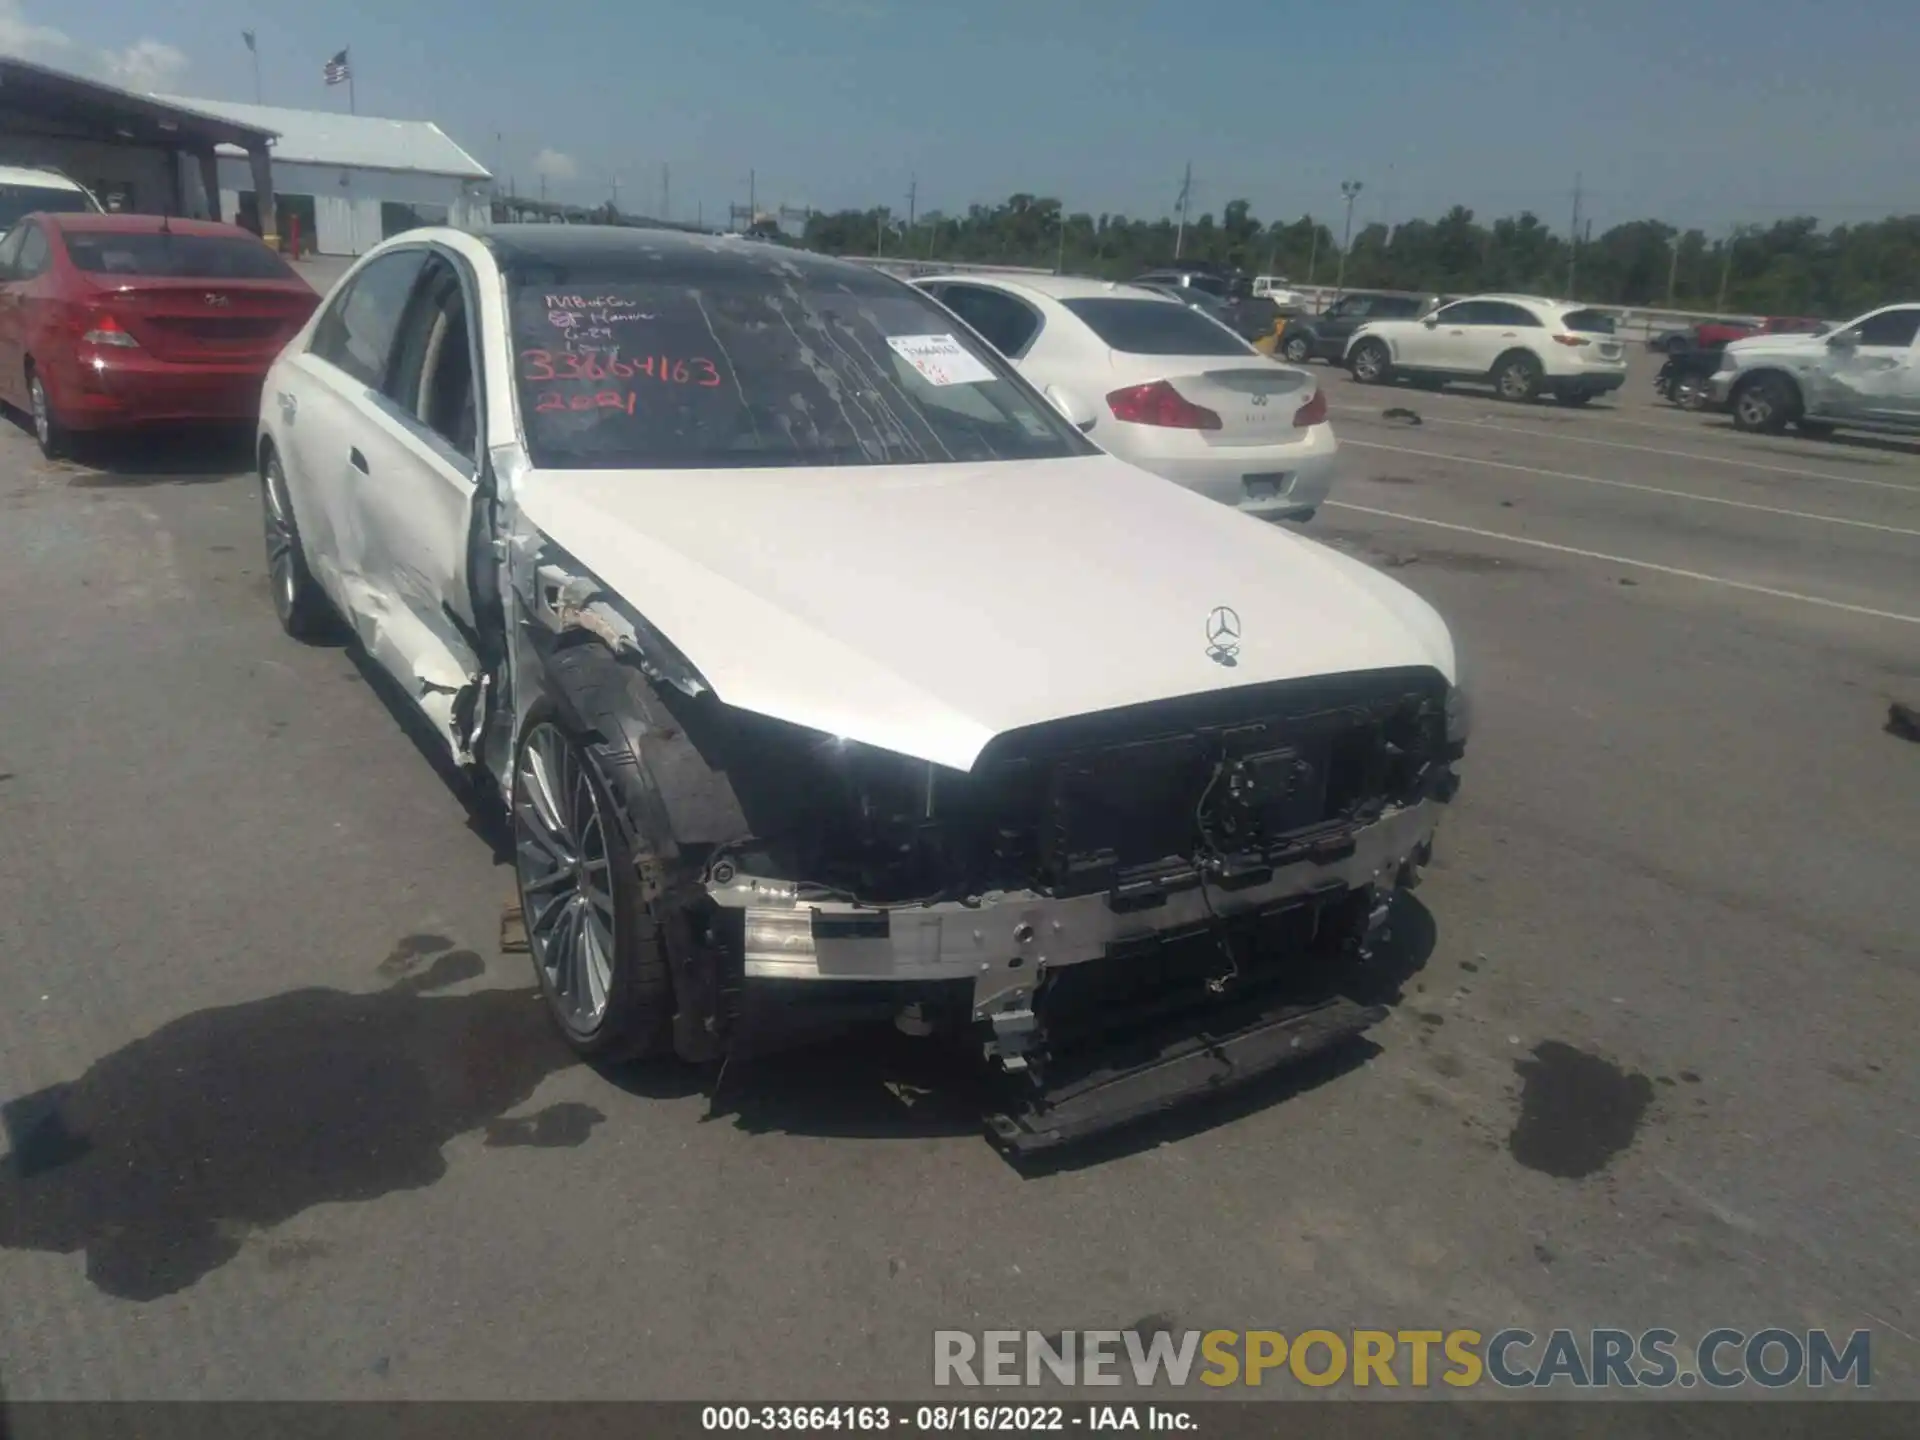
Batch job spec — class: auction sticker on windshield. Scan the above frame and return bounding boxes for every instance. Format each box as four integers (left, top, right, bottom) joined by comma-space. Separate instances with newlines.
886, 333, 997, 386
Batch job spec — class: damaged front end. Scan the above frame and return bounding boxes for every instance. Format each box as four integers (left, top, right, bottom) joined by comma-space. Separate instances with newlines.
503, 528, 1466, 1152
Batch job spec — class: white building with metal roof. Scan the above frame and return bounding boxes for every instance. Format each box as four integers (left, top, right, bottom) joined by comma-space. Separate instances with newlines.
151, 94, 493, 257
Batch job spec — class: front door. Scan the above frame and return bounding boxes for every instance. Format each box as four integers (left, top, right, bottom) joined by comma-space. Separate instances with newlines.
1811, 306, 1920, 425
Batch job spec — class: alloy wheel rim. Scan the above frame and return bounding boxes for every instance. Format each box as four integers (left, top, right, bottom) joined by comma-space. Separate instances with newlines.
1739, 392, 1770, 425
261, 460, 298, 611
514, 722, 617, 1033
30, 379, 49, 445
1501, 366, 1528, 397
1355, 348, 1379, 379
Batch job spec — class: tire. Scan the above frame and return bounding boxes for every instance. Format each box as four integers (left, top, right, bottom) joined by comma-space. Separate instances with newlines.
1796, 419, 1836, 439
1556, 391, 1594, 407
1492, 351, 1543, 402
1730, 374, 1795, 434
26, 363, 70, 461
260, 447, 333, 640
1349, 338, 1391, 385
513, 715, 676, 1062
1282, 334, 1313, 364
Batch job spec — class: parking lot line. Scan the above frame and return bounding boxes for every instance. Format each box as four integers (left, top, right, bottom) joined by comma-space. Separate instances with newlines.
1332, 405, 1920, 494
1341, 438, 1920, 538
1323, 500, 1920, 625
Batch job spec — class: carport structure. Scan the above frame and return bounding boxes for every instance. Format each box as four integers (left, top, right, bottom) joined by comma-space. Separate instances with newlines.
0, 56, 283, 244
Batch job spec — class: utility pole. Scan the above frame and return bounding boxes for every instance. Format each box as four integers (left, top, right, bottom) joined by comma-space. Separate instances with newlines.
1305, 221, 1320, 286
610, 175, 619, 213
1055, 209, 1067, 274
661, 162, 670, 221
539, 172, 547, 204
1667, 232, 1681, 304
1334, 181, 1363, 297
1716, 227, 1737, 314
1566, 171, 1582, 297
1173, 161, 1192, 260
906, 176, 917, 230
748, 169, 757, 228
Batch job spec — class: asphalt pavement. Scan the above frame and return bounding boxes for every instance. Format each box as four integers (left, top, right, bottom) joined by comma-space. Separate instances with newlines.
0, 350, 1915, 1402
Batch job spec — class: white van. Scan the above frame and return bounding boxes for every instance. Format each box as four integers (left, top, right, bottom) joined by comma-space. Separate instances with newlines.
0, 165, 105, 235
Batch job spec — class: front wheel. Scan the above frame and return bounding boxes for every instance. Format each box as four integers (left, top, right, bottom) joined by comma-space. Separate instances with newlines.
513, 718, 677, 1061
1349, 339, 1391, 384
1493, 352, 1543, 402
261, 450, 334, 640
1731, 374, 1795, 434
1282, 334, 1313, 364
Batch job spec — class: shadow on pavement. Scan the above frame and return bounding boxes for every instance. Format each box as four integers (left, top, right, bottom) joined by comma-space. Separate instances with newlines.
16, 418, 256, 484
0, 944, 576, 1302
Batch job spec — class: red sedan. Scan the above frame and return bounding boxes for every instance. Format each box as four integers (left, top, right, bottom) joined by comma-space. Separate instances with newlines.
0, 212, 319, 458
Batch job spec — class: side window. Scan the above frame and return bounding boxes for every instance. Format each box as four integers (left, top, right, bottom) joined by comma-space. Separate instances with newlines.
0, 227, 26, 281
1481, 302, 1543, 327
1850, 308, 1920, 349
384, 255, 477, 462
941, 285, 1041, 356
1433, 301, 1484, 325
310, 250, 430, 387
13, 224, 49, 279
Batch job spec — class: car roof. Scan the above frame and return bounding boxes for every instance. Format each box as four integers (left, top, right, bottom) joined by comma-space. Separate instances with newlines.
46, 214, 253, 238
477, 223, 885, 289
916, 272, 1180, 304
0, 164, 84, 190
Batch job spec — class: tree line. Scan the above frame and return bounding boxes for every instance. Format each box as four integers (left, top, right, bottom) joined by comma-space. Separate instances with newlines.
796, 195, 1920, 318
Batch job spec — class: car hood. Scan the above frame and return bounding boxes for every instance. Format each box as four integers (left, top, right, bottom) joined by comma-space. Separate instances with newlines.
1726, 332, 1825, 359
513, 453, 1455, 772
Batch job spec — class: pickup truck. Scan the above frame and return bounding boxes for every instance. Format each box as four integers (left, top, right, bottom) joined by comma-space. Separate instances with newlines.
1710, 302, 1920, 438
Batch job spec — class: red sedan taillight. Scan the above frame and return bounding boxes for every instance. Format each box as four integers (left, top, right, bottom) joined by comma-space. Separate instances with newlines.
1292, 388, 1327, 426
1106, 381, 1221, 430
79, 311, 140, 349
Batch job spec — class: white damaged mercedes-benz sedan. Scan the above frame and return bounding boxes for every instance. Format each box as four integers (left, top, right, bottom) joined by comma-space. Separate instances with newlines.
255, 225, 1469, 1153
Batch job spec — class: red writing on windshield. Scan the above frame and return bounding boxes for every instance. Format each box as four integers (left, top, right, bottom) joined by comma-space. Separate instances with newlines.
522, 349, 721, 387
545, 294, 642, 310
534, 390, 638, 415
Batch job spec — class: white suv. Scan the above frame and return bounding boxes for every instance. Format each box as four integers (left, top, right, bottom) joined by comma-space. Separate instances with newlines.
1344, 293, 1629, 405
0, 165, 104, 234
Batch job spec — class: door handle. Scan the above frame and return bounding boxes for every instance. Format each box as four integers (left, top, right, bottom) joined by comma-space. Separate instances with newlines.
349, 447, 369, 474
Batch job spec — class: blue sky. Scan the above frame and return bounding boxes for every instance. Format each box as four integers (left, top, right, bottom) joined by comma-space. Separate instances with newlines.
8, 0, 1916, 234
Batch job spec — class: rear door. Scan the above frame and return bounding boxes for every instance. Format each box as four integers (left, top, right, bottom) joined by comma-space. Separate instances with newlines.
1060, 294, 1315, 446
58, 229, 317, 366
1811, 306, 1920, 424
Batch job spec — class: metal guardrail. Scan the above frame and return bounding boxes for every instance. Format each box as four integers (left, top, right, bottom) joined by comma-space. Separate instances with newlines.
838, 254, 1768, 342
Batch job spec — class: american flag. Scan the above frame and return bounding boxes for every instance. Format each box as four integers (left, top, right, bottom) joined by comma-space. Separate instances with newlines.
323, 49, 350, 85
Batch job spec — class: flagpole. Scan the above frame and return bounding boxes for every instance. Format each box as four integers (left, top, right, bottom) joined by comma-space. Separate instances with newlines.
347, 50, 355, 114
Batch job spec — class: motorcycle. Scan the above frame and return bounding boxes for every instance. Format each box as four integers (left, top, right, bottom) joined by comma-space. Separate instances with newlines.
1654, 345, 1723, 411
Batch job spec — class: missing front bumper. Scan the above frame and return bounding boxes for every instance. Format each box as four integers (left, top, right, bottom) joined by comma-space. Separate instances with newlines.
983, 990, 1387, 1156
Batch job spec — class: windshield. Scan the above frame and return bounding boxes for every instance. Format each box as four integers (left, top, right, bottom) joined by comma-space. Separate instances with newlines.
0, 184, 94, 231
505, 256, 1094, 470
1061, 297, 1251, 356
63, 231, 296, 280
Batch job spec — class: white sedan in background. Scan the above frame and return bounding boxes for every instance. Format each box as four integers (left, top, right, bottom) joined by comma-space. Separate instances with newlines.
912, 274, 1336, 523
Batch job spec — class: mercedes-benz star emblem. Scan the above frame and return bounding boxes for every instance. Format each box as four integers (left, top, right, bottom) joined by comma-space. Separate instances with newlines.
1205, 606, 1242, 666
